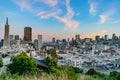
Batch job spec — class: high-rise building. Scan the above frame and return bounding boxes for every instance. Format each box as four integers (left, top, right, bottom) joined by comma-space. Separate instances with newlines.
0, 39, 4, 48
10, 35, 14, 46
72, 38, 75, 45
84, 38, 92, 43
62, 39, 66, 42
112, 33, 117, 41
75, 34, 80, 42
34, 39, 38, 50
15, 35, 19, 40
95, 35, 100, 42
24, 27, 32, 41
38, 35, 42, 50
67, 38, 70, 46
104, 35, 108, 40
119, 36, 120, 40
3, 18, 10, 48
10, 35, 14, 41
52, 37, 55, 43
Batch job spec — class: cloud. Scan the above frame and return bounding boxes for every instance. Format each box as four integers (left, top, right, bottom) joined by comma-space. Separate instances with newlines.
65, 0, 74, 18
35, 0, 58, 7
37, 0, 79, 29
56, 0, 79, 29
12, 0, 31, 10
12, 0, 79, 29
37, 9, 61, 19
99, 15, 107, 24
54, 16, 79, 29
89, 1, 97, 16
99, 9, 115, 24
54, 0, 79, 29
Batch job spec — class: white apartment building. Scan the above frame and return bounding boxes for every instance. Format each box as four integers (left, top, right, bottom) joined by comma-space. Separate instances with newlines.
66, 57, 84, 68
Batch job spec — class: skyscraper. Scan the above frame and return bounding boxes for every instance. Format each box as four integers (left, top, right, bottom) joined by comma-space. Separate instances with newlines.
38, 35, 42, 50
95, 35, 100, 42
112, 33, 117, 41
34, 39, 38, 50
15, 35, 19, 40
52, 37, 55, 43
3, 18, 10, 48
75, 34, 80, 42
10, 35, 14, 41
104, 35, 108, 40
24, 27, 32, 42
10, 35, 14, 46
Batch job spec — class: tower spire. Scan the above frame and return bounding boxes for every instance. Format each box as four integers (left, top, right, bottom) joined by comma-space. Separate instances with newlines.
6, 17, 8, 25
4, 17, 10, 48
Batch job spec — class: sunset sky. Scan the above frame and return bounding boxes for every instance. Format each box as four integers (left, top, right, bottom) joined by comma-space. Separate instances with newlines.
0, 0, 120, 41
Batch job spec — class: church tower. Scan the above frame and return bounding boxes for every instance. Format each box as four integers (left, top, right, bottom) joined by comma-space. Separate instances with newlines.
3, 17, 10, 48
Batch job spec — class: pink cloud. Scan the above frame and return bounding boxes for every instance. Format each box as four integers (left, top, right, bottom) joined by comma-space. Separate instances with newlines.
99, 15, 107, 24
54, 16, 79, 29
37, 0, 79, 29
12, 0, 31, 10
99, 8, 115, 24
89, 1, 98, 16
37, 9, 61, 19
35, 0, 58, 7
12, 0, 79, 30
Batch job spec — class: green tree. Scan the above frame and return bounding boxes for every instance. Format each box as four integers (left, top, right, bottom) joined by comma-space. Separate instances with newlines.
59, 66, 78, 80
0, 72, 8, 80
49, 48, 57, 60
116, 73, 120, 80
0, 57, 3, 67
45, 56, 57, 73
8, 53, 38, 75
73, 67, 83, 73
110, 71, 119, 78
96, 72, 105, 78
86, 68, 97, 75
110, 71, 120, 80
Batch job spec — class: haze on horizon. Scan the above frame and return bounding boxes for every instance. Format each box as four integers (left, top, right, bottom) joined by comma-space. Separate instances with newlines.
0, 0, 120, 41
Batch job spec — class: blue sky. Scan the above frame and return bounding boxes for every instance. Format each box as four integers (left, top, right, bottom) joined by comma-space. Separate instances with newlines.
0, 0, 120, 41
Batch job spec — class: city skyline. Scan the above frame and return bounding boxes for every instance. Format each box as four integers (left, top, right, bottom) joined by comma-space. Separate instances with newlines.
0, 0, 120, 41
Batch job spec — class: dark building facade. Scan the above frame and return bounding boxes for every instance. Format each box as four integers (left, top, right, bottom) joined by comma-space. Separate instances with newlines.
52, 37, 55, 43
24, 27, 32, 41
15, 35, 19, 40
75, 34, 80, 42
95, 35, 100, 42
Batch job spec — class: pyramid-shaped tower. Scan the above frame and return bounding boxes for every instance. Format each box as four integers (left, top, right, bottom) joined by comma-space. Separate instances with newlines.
3, 17, 10, 48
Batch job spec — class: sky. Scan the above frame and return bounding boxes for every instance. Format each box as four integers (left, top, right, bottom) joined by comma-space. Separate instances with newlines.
0, 0, 120, 41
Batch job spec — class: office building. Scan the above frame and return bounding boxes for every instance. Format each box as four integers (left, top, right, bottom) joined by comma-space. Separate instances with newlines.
10, 35, 14, 41
34, 39, 38, 50
52, 37, 55, 43
112, 33, 118, 41
104, 35, 108, 40
15, 35, 19, 40
24, 27, 32, 41
38, 35, 42, 50
75, 34, 80, 42
95, 35, 100, 42
10, 35, 15, 46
